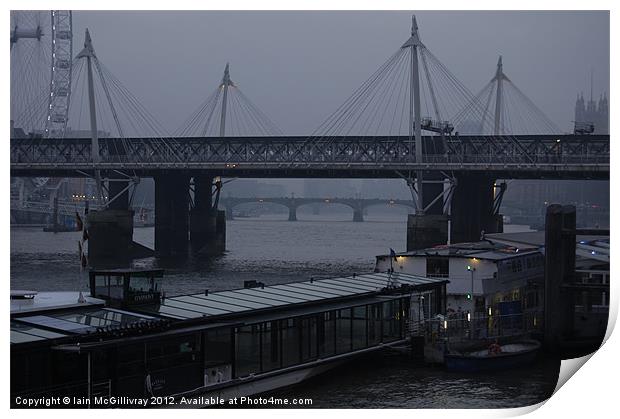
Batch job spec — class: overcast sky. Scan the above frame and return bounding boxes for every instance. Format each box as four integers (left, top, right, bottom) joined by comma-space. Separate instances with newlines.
71, 10, 609, 135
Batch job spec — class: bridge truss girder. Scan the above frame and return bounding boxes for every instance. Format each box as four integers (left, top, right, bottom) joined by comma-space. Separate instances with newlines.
10, 135, 609, 178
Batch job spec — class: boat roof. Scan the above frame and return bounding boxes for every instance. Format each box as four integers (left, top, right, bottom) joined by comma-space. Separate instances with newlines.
131, 272, 447, 321
378, 241, 540, 262
10, 307, 158, 345
11, 291, 105, 315
89, 268, 164, 276
10, 272, 447, 345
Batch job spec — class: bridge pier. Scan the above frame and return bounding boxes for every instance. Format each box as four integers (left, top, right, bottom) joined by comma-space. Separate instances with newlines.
406, 177, 449, 250
353, 208, 364, 222
86, 208, 135, 265
189, 176, 226, 255
86, 176, 154, 266
155, 174, 190, 256
225, 204, 234, 221
288, 206, 297, 222
450, 174, 503, 244
406, 174, 504, 250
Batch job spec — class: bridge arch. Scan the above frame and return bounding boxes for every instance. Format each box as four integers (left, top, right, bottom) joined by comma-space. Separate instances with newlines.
223, 198, 295, 221
296, 200, 361, 222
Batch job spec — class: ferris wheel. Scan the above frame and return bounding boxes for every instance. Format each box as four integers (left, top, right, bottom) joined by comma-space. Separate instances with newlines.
11, 10, 73, 138
11, 11, 73, 189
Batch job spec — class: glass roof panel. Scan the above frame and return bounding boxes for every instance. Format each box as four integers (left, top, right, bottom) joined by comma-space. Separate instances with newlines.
247, 287, 321, 302
198, 293, 280, 309
140, 305, 203, 319
320, 278, 380, 292
301, 281, 357, 295
11, 321, 67, 340
224, 289, 304, 304
11, 331, 45, 344
16, 315, 91, 332
175, 295, 251, 313
163, 299, 230, 315
275, 283, 344, 298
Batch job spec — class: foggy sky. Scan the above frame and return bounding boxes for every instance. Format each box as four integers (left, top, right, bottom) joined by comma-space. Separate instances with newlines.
72, 10, 610, 136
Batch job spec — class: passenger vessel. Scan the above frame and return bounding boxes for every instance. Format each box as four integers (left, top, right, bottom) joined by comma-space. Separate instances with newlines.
11, 269, 448, 407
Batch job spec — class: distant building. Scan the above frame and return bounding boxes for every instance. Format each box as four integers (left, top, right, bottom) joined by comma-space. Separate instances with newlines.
574, 92, 609, 135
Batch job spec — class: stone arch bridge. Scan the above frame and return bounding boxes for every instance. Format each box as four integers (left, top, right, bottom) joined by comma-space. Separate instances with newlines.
219, 197, 417, 222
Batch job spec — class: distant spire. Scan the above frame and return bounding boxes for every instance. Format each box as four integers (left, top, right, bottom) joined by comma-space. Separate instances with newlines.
590, 70, 594, 102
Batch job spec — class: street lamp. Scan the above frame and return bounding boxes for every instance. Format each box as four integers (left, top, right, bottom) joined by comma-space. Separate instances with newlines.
466, 264, 476, 301
467, 264, 476, 339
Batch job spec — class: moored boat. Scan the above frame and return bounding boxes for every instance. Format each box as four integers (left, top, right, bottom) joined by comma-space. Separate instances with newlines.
11, 269, 448, 406
444, 339, 541, 373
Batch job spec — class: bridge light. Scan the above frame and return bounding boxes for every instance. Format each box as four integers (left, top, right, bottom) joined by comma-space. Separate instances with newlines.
556, 139, 561, 143
467, 265, 472, 271
466, 293, 472, 300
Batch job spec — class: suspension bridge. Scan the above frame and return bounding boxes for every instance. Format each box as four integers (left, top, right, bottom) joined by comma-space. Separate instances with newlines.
10, 12, 609, 263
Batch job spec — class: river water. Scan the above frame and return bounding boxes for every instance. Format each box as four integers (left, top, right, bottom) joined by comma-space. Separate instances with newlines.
10, 214, 559, 408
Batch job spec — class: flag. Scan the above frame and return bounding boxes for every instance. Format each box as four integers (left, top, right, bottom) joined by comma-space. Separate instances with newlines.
82, 228, 89, 242
75, 211, 83, 231
390, 248, 397, 261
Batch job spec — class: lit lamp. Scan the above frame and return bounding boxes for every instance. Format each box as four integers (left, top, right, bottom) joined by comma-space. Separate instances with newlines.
467, 264, 476, 339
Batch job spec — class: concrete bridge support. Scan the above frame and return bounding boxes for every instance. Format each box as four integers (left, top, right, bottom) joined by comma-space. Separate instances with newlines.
86, 175, 148, 266
189, 176, 226, 255
353, 208, 364, 222
87, 208, 135, 265
406, 177, 449, 250
407, 174, 503, 251
155, 174, 190, 256
225, 204, 234, 221
288, 206, 297, 221
450, 174, 503, 244
544, 204, 576, 355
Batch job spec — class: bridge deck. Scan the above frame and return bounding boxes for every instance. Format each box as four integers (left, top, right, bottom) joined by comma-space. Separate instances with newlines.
10, 135, 609, 179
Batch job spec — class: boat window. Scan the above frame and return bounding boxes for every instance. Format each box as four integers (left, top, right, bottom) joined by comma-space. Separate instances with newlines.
130, 276, 153, 293
204, 328, 232, 367
281, 318, 300, 368
11, 349, 51, 393
427, 257, 449, 278
300, 316, 318, 362
336, 308, 352, 354
352, 305, 368, 350
235, 325, 261, 377
52, 351, 87, 385
261, 321, 281, 372
382, 300, 401, 342
117, 343, 146, 378
146, 334, 201, 371
318, 311, 336, 358
368, 303, 382, 346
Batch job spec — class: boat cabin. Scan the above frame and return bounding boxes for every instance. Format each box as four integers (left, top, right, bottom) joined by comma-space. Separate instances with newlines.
89, 269, 163, 308
11, 272, 448, 405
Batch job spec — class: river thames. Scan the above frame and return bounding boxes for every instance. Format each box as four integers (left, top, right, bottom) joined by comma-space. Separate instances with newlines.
10, 214, 559, 408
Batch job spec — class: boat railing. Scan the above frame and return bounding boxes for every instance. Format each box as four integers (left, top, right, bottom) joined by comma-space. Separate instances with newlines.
422, 311, 544, 343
